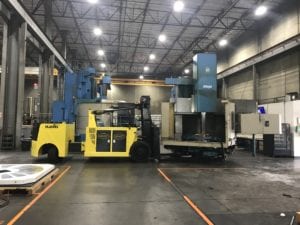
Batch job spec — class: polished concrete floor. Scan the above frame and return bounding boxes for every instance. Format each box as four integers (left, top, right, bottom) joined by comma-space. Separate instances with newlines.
0, 150, 300, 225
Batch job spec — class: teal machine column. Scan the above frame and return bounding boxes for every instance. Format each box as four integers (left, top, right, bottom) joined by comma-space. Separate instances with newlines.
193, 53, 217, 113
193, 53, 217, 137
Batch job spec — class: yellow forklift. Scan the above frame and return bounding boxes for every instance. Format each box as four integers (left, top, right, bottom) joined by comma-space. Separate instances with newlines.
31, 96, 160, 162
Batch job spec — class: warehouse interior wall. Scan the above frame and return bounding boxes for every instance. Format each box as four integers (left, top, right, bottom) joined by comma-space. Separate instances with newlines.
108, 85, 171, 114
218, 0, 300, 104
223, 48, 300, 103
258, 50, 300, 102
226, 68, 254, 100
218, 0, 300, 71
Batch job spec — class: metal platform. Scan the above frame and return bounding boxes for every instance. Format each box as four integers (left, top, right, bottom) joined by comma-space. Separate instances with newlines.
162, 139, 223, 148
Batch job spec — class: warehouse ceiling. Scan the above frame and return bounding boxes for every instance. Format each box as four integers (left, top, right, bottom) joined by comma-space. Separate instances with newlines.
20, 0, 285, 78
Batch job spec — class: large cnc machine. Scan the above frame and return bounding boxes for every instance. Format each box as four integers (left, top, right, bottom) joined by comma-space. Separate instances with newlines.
161, 53, 235, 159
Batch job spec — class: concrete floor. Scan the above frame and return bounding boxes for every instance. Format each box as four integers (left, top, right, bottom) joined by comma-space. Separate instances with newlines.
0, 150, 300, 225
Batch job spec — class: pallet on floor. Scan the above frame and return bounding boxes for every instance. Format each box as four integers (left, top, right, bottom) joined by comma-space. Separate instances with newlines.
296, 212, 300, 225
0, 168, 59, 195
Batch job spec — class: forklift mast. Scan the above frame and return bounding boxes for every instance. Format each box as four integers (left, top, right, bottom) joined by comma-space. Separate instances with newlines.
139, 96, 152, 143
138, 96, 160, 160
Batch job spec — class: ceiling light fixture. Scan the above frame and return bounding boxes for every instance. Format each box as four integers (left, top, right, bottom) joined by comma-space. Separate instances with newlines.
93, 27, 102, 36
100, 63, 106, 68
139, 75, 144, 80
97, 49, 105, 56
173, 1, 184, 12
184, 69, 190, 74
144, 66, 149, 72
218, 39, 228, 47
149, 54, 156, 60
255, 5, 267, 16
87, 0, 98, 4
158, 34, 167, 42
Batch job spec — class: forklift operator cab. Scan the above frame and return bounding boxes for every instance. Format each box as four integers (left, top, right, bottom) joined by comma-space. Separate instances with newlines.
83, 110, 141, 159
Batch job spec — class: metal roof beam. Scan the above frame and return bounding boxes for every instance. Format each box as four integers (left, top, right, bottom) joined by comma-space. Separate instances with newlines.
175, 0, 260, 73
141, 2, 174, 73
70, 58, 173, 66
116, 0, 125, 72
129, 0, 151, 72
4, 0, 72, 72
68, 1, 92, 66
152, 0, 207, 74
170, 0, 240, 69
56, 41, 184, 51
31, 0, 45, 14
32, 13, 250, 31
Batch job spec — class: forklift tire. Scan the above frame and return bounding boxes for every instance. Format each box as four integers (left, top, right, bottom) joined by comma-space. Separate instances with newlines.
217, 148, 226, 162
130, 141, 150, 162
48, 146, 59, 163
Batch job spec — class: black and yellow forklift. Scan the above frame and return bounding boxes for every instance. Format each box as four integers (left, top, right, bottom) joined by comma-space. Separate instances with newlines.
31, 96, 160, 162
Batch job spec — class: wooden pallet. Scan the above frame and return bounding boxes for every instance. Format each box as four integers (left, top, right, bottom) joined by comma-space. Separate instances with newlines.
296, 212, 300, 225
0, 168, 59, 195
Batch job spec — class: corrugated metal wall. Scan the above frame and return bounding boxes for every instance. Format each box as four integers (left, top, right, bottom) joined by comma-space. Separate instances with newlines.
258, 51, 299, 102
219, 1, 300, 103
223, 49, 300, 103
221, 1, 300, 70
226, 68, 253, 100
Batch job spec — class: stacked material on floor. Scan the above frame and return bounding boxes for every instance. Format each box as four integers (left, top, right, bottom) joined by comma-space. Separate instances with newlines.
0, 164, 55, 185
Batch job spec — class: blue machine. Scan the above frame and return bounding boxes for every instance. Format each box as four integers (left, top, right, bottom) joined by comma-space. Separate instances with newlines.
52, 68, 111, 123
76, 67, 97, 100
165, 76, 193, 100
98, 74, 111, 100
165, 53, 217, 112
193, 53, 217, 112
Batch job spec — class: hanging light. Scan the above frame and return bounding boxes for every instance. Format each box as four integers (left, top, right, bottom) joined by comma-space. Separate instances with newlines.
184, 69, 190, 74
173, 1, 184, 12
93, 27, 102, 36
149, 54, 156, 60
87, 0, 98, 4
255, 5, 268, 16
218, 39, 228, 47
97, 49, 105, 56
158, 34, 167, 42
